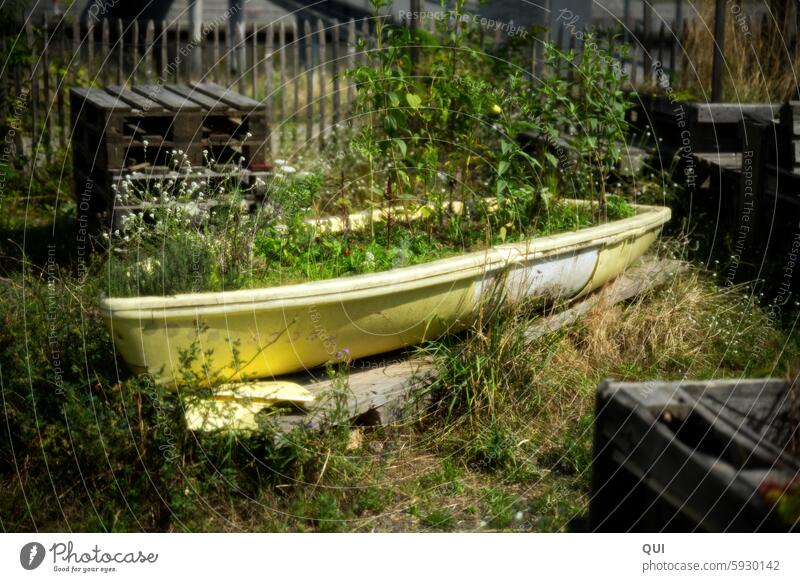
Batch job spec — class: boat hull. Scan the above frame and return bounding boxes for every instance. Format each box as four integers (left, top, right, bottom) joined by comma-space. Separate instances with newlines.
100, 204, 671, 386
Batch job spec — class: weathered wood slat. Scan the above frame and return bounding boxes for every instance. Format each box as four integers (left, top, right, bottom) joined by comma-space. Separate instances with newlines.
161, 20, 169, 80
105, 84, 167, 112
332, 18, 340, 131
116, 19, 124, 85
100, 17, 109, 85
291, 20, 299, 143
317, 18, 326, 148
134, 84, 202, 111
279, 20, 287, 135
265, 23, 273, 153
192, 81, 262, 111
145, 20, 155, 80
164, 84, 228, 111
73, 86, 132, 111
305, 19, 313, 145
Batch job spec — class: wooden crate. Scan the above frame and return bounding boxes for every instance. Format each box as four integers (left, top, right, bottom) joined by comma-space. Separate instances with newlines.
589, 379, 800, 532
629, 94, 779, 158
70, 83, 270, 225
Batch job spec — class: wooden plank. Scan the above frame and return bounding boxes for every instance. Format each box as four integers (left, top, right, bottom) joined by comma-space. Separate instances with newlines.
279, 20, 287, 133
117, 19, 124, 85
101, 17, 109, 85
332, 18, 340, 131
161, 20, 169, 80
133, 84, 202, 111
132, 19, 139, 83
164, 84, 228, 111
145, 20, 155, 80
525, 258, 686, 344
191, 81, 263, 111
175, 17, 182, 82
291, 20, 299, 143
272, 356, 436, 433
104, 85, 167, 112
265, 23, 273, 154
305, 19, 313, 145
317, 18, 326, 148
26, 20, 38, 151
213, 23, 220, 83
72, 87, 122, 118
87, 21, 95, 74
251, 22, 259, 98
42, 14, 52, 149
72, 17, 80, 66
347, 19, 355, 106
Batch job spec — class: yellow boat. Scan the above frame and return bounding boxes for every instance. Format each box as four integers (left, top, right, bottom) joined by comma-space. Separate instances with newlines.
100, 203, 670, 386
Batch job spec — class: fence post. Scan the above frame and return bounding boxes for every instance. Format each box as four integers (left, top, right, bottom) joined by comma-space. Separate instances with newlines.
711, 0, 726, 101
252, 23, 260, 98
145, 20, 155, 81
347, 19, 356, 106
642, 0, 653, 84
162, 20, 170, 81
332, 18, 340, 132
43, 14, 52, 150
318, 19, 326, 149
305, 20, 314, 146
132, 19, 139, 83
117, 19, 124, 85
87, 20, 95, 80
101, 17, 109, 85
265, 23, 273, 155
292, 20, 300, 144
72, 17, 80, 66
213, 23, 220, 83
280, 20, 287, 131
189, 0, 203, 78
25, 19, 38, 156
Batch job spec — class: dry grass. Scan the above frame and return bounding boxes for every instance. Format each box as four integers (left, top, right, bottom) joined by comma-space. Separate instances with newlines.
680, 1, 800, 101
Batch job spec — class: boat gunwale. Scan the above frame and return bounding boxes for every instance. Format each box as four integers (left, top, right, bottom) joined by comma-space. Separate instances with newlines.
100, 204, 670, 318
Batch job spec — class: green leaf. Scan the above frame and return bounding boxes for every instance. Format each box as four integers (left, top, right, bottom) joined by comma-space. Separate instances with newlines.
497, 160, 510, 176
406, 93, 422, 110
388, 92, 400, 107
393, 138, 407, 158
544, 152, 559, 168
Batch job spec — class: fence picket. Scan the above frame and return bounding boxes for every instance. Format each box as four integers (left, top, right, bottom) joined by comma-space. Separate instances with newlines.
292, 20, 300, 143
144, 20, 155, 81
43, 15, 52, 149
347, 19, 356, 107
25, 20, 38, 154
117, 19, 124, 84
101, 18, 109, 85
72, 18, 80, 66
279, 21, 286, 133
318, 19, 326, 149
305, 20, 313, 146
332, 18, 340, 132
265, 23, 273, 155
213, 23, 220, 83
87, 21, 95, 78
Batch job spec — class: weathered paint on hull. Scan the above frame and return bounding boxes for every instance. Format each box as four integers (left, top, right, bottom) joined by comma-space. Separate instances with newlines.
101, 204, 670, 386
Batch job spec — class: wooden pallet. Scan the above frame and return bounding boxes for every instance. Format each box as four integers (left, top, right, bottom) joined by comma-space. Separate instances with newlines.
70, 83, 269, 224
589, 378, 800, 532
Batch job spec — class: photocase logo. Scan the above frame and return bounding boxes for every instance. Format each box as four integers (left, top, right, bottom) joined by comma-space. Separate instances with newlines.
20, 542, 46, 570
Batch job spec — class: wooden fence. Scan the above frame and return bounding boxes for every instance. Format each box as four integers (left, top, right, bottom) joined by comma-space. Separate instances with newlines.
1, 8, 789, 161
